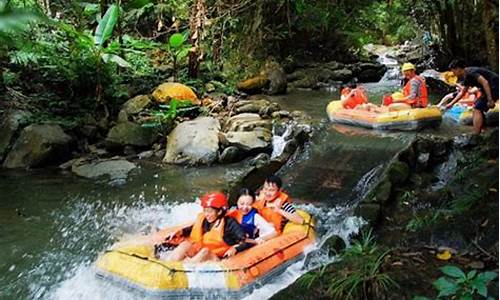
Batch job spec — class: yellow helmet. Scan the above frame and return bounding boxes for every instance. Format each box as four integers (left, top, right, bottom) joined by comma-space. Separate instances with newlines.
401, 63, 416, 72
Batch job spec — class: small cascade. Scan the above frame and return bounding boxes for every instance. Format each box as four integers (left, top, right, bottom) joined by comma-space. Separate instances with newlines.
271, 122, 295, 159
377, 52, 400, 82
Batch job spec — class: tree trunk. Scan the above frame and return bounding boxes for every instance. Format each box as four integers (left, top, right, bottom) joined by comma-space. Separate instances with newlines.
188, 0, 206, 78
482, 0, 499, 70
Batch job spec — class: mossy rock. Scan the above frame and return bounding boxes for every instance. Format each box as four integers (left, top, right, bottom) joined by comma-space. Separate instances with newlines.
388, 160, 410, 185
355, 203, 381, 227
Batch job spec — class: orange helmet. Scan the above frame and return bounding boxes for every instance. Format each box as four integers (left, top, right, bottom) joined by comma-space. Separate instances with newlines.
201, 192, 228, 209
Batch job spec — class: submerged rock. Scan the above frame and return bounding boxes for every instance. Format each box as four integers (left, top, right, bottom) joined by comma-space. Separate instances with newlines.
72, 159, 136, 180
3, 124, 73, 169
163, 117, 220, 165
218, 146, 240, 164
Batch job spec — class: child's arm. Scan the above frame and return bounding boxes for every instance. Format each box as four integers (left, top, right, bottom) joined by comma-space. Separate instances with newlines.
276, 202, 304, 225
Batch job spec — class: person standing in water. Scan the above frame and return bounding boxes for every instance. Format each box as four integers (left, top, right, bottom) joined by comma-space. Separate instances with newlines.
447, 59, 499, 134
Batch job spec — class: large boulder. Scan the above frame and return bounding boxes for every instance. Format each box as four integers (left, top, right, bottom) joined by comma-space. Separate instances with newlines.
0, 110, 32, 162
71, 159, 136, 180
3, 124, 73, 169
237, 75, 269, 94
152, 82, 199, 105
219, 129, 272, 152
266, 63, 287, 95
237, 62, 287, 95
330, 68, 353, 82
223, 113, 273, 132
163, 117, 220, 165
105, 121, 157, 148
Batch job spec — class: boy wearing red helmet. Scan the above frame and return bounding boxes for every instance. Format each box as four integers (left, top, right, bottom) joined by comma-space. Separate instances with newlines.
161, 192, 250, 263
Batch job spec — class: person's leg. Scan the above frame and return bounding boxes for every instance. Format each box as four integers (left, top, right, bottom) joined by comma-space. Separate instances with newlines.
187, 247, 211, 263
388, 103, 412, 111
166, 240, 193, 261
472, 109, 484, 134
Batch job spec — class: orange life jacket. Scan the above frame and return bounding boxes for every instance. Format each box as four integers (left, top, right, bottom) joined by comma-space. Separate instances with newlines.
341, 88, 368, 109
189, 213, 231, 258
253, 192, 290, 234
403, 75, 428, 108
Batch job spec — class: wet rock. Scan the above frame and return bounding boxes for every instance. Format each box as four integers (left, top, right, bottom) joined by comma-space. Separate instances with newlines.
0, 110, 32, 162
105, 121, 158, 148
218, 146, 240, 164
223, 113, 273, 132
288, 72, 319, 89
271, 110, 291, 119
234, 99, 270, 114
122, 95, 151, 115
236, 75, 269, 94
266, 63, 287, 95
416, 152, 430, 171
220, 129, 272, 152
3, 124, 73, 169
354, 203, 381, 227
259, 102, 281, 117
249, 153, 271, 168
123, 145, 136, 156
72, 159, 136, 180
137, 150, 154, 159
330, 68, 353, 82
388, 160, 410, 184
323, 235, 347, 255
423, 76, 453, 95
163, 117, 220, 165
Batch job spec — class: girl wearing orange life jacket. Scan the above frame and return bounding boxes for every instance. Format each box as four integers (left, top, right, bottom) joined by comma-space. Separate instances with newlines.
253, 175, 304, 234
227, 188, 277, 245
340, 83, 369, 109
161, 192, 249, 263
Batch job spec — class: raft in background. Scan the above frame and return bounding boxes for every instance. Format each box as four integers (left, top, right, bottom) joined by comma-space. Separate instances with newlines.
444, 103, 499, 125
95, 210, 316, 298
326, 100, 442, 131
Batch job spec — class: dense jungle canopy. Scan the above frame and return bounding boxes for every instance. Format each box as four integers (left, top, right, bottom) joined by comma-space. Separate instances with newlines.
0, 0, 498, 122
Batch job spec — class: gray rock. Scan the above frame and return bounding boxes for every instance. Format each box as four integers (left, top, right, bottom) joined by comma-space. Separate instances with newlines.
219, 146, 240, 164
137, 150, 154, 159
3, 124, 73, 169
105, 121, 157, 148
0, 110, 32, 162
330, 68, 353, 82
267, 65, 287, 95
223, 113, 273, 132
249, 153, 271, 168
220, 129, 272, 152
234, 99, 271, 114
122, 95, 151, 115
271, 110, 291, 119
417, 152, 430, 171
163, 117, 220, 165
72, 159, 136, 180
259, 102, 281, 117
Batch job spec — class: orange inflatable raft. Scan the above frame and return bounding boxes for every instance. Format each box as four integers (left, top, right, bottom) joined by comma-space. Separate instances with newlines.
95, 210, 316, 297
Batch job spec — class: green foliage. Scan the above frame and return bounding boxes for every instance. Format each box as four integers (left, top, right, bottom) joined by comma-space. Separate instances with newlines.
327, 230, 397, 299
406, 211, 442, 232
414, 265, 498, 299
142, 99, 193, 130
166, 32, 191, 80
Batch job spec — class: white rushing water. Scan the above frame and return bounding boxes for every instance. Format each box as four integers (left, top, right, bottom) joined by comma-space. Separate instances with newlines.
36, 197, 363, 300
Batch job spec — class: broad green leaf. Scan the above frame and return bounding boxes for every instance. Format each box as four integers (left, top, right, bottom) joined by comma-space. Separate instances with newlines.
169, 33, 184, 48
433, 277, 459, 297
124, 0, 153, 10
476, 271, 498, 283
475, 284, 488, 297
458, 292, 473, 300
94, 4, 119, 46
101, 53, 131, 68
440, 265, 466, 279
176, 47, 190, 60
466, 270, 477, 280
82, 3, 99, 17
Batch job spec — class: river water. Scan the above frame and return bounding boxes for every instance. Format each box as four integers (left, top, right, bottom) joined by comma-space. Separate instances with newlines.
0, 77, 474, 299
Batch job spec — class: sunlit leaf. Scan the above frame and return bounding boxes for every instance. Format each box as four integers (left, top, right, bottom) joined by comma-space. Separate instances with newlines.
94, 4, 119, 46
169, 33, 184, 48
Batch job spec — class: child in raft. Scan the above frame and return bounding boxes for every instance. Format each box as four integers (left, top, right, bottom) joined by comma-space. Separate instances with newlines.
254, 175, 304, 234
437, 84, 481, 108
227, 188, 277, 244
158, 192, 251, 263
340, 82, 369, 109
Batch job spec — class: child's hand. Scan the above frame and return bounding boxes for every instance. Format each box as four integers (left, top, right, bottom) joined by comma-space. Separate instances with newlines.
223, 246, 237, 258
165, 229, 180, 241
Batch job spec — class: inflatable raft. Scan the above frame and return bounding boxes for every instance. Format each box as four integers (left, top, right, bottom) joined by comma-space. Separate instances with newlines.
326, 100, 442, 131
95, 210, 316, 298
444, 103, 499, 125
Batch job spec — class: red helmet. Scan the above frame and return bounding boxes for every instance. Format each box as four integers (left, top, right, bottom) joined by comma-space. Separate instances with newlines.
201, 192, 228, 209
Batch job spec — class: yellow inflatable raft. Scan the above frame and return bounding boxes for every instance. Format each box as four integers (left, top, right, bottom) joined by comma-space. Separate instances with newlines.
326, 100, 442, 131
95, 210, 316, 297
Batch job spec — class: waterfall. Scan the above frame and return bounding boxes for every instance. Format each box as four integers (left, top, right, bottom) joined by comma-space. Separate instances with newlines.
377, 52, 401, 82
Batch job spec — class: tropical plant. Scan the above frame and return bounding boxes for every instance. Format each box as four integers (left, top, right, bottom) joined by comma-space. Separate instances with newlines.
142, 99, 194, 131
166, 32, 191, 81
327, 230, 397, 300
414, 265, 498, 300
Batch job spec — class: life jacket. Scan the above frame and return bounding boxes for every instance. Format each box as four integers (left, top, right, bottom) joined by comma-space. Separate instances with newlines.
189, 213, 231, 258
344, 88, 368, 109
403, 75, 428, 108
253, 192, 290, 234
227, 208, 258, 238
